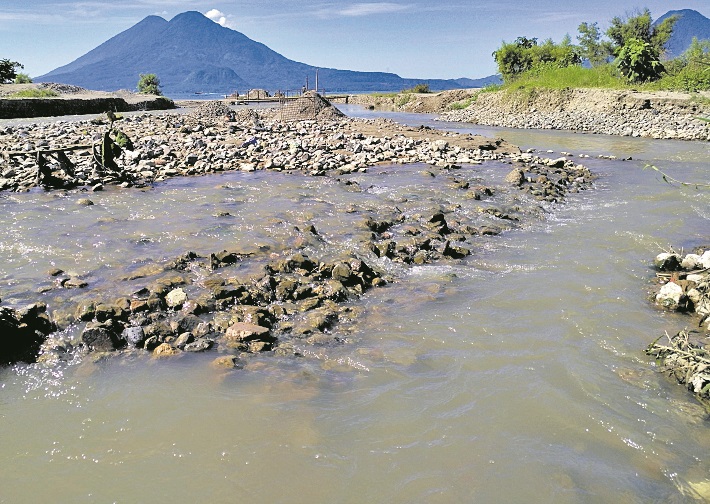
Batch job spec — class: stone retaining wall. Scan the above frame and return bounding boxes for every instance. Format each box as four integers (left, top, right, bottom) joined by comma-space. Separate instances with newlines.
0, 96, 175, 119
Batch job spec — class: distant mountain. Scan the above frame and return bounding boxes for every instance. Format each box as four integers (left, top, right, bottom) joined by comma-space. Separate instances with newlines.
656, 9, 710, 58
36, 11, 494, 95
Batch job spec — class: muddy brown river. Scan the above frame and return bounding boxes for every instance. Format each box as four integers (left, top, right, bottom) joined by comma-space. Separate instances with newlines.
1, 105, 709, 503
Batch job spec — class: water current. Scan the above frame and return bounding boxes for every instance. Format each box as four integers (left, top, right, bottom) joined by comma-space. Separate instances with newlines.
0, 105, 709, 503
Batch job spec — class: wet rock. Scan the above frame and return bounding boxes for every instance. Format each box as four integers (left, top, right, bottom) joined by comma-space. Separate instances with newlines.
504, 168, 525, 186
225, 322, 273, 343
210, 355, 243, 370
173, 332, 194, 349
656, 282, 685, 310
153, 343, 180, 357
655, 253, 682, 271
442, 241, 471, 259
82, 321, 125, 352
122, 326, 146, 347
184, 338, 213, 352
0, 305, 53, 364
62, 277, 88, 289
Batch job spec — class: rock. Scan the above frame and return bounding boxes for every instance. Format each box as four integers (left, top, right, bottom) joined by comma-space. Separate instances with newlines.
655, 253, 682, 271
225, 322, 273, 342
173, 332, 194, 349
210, 355, 243, 370
77, 198, 94, 206
442, 241, 471, 259
184, 338, 213, 352
153, 343, 180, 357
62, 277, 88, 289
81, 322, 125, 352
331, 262, 353, 284
504, 168, 525, 186
0, 306, 50, 364
122, 326, 146, 347
165, 287, 188, 308
656, 282, 684, 310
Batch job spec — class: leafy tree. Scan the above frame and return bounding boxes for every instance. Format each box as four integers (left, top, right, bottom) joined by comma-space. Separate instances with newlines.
14, 73, 32, 84
493, 36, 581, 81
137, 73, 162, 95
615, 38, 664, 82
607, 8, 677, 57
0, 59, 24, 83
577, 22, 613, 66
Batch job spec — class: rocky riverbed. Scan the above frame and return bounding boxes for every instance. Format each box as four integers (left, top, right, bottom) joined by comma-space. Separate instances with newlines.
350, 88, 710, 141
0, 96, 597, 368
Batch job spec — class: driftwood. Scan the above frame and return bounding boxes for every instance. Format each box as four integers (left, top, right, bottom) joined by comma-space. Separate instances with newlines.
646, 329, 710, 408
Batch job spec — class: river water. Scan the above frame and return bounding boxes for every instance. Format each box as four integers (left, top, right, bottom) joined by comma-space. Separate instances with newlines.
1, 106, 709, 503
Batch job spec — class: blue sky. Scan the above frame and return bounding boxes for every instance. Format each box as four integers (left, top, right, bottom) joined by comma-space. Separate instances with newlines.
1, 1, 709, 80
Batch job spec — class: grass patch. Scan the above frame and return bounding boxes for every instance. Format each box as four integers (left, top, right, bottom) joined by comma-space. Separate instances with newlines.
447, 84, 506, 111
8, 89, 59, 98
500, 64, 627, 92
395, 94, 413, 107
495, 63, 710, 94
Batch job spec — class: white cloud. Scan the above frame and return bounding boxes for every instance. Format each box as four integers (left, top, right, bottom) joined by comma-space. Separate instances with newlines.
205, 8, 237, 29
337, 3, 409, 17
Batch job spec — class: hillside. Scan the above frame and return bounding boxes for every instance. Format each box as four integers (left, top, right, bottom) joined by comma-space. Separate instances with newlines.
657, 9, 710, 58
36, 11, 495, 95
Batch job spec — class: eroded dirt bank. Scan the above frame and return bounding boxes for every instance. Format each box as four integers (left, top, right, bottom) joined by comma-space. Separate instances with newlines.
350, 88, 710, 141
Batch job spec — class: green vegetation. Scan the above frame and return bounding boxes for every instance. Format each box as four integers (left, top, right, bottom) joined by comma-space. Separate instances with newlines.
14, 73, 32, 84
0, 59, 24, 83
490, 8, 709, 92
8, 89, 59, 98
493, 36, 581, 81
402, 83, 431, 94
137, 73, 162, 95
615, 38, 664, 82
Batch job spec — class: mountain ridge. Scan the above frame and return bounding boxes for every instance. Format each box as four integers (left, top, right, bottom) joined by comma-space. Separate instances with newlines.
37, 11, 498, 94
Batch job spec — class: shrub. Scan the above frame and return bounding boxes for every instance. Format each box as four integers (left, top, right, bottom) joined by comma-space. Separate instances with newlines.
402, 83, 431, 94
14, 73, 32, 84
137, 73, 162, 95
615, 38, 664, 83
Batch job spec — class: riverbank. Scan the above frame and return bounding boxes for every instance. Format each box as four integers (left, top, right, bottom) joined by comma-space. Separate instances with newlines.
349, 88, 710, 141
0, 83, 174, 119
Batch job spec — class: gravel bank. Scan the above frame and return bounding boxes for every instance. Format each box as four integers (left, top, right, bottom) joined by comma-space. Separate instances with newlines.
441, 88, 710, 141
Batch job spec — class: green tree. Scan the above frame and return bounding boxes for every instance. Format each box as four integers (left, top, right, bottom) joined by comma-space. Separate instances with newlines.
607, 8, 677, 57
0, 59, 24, 83
137, 73, 162, 95
493, 36, 581, 81
615, 38, 664, 82
14, 72, 32, 84
577, 22, 613, 66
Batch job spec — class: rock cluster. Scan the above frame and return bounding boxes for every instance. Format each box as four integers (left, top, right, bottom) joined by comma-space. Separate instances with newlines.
653, 249, 710, 326
646, 248, 710, 404
0, 303, 55, 365
442, 88, 710, 141
0, 101, 525, 193
37, 247, 386, 367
